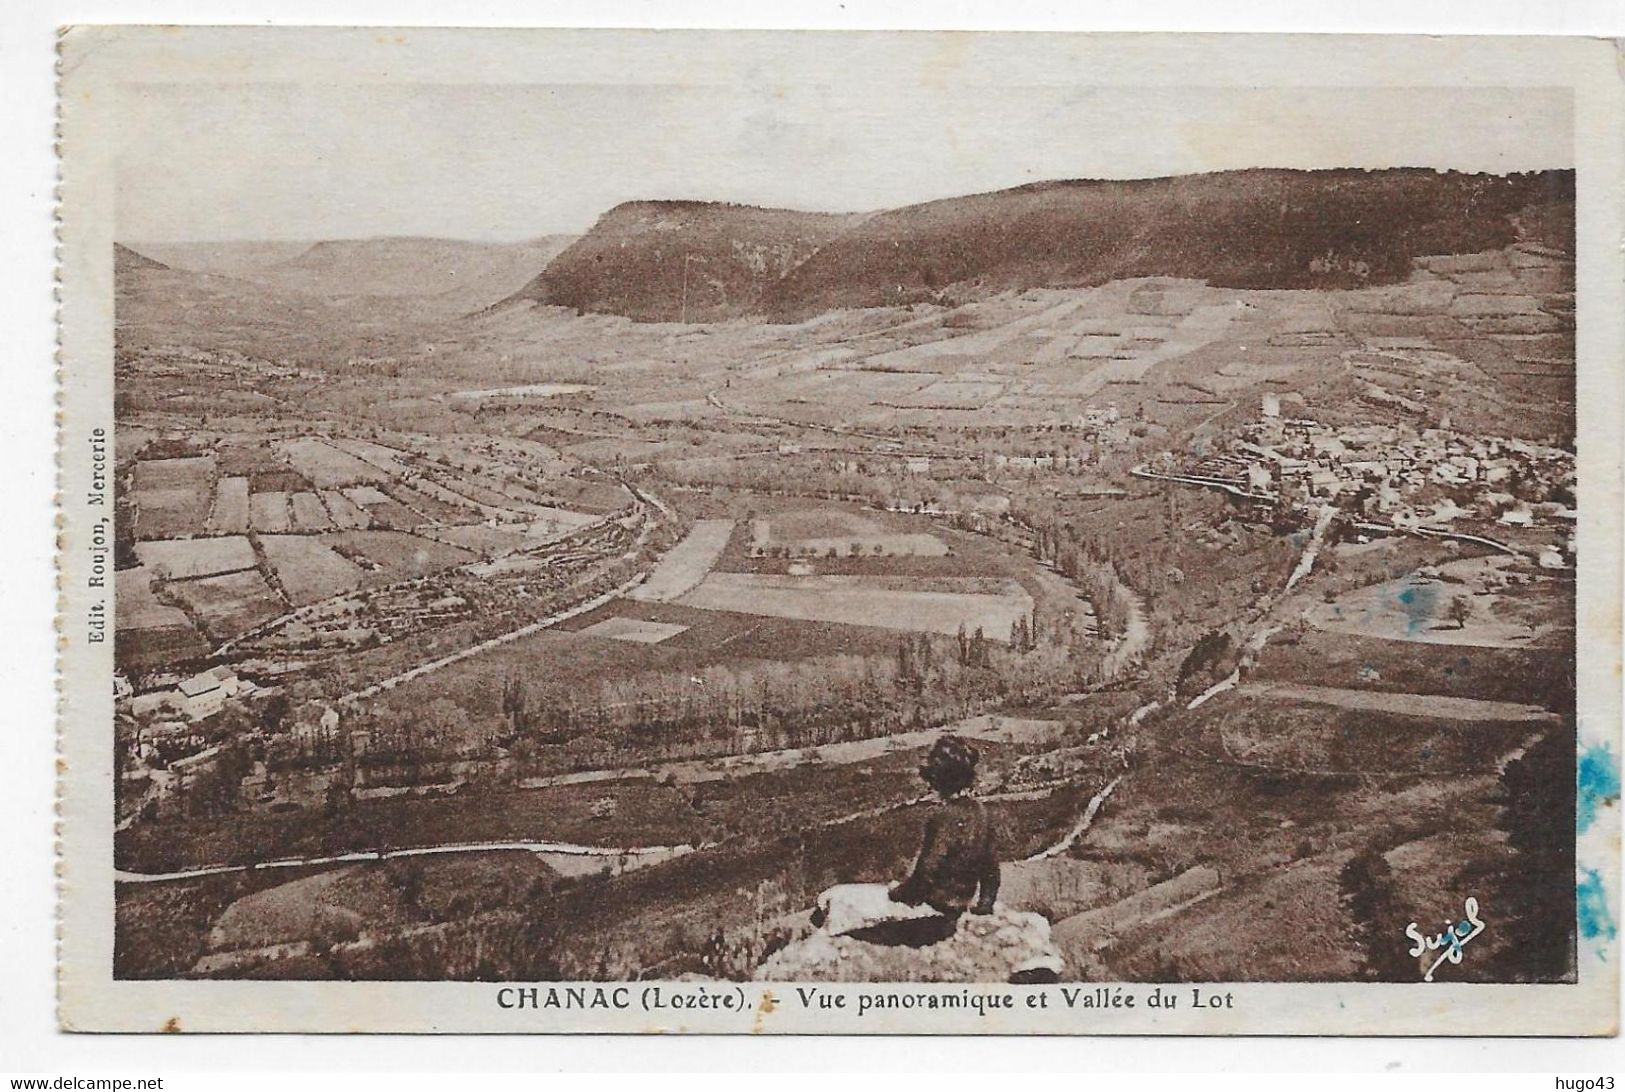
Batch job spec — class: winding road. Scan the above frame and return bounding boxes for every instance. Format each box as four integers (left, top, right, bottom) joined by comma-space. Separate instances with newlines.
115, 837, 699, 886
1187, 504, 1337, 710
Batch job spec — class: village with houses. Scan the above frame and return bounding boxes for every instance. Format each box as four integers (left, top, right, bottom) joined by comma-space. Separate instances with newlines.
1142, 392, 1577, 570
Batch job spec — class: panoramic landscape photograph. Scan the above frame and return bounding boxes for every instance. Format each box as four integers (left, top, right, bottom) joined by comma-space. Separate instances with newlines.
108, 74, 1579, 986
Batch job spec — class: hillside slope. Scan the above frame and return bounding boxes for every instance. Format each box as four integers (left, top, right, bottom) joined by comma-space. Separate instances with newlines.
114, 252, 433, 362
502, 202, 863, 323
126, 236, 578, 317
766, 169, 1571, 319
122, 240, 316, 277
114, 243, 170, 275
508, 169, 1573, 323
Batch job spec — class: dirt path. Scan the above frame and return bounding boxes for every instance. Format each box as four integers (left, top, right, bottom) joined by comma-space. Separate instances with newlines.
116, 837, 698, 886
338, 572, 649, 705
1027, 777, 1122, 861
1238, 681, 1560, 724
1188, 504, 1336, 710
1285, 504, 1337, 592
1100, 588, 1150, 680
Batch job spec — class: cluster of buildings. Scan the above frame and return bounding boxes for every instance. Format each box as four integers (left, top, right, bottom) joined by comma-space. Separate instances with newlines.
125, 664, 256, 722
116, 665, 350, 822
1220, 402, 1576, 564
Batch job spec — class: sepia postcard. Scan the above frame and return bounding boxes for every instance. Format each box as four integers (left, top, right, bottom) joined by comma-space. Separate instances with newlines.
55, 26, 1623, 1034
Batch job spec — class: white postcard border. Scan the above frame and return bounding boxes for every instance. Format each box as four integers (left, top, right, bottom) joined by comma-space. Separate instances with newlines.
54, 26, 1624, 1034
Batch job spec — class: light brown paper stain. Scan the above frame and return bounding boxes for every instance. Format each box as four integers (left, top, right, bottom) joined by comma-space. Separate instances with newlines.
752, 989, 777, 1033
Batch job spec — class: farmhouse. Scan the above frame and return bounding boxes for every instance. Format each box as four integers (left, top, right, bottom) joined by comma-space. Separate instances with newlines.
176, 665, 249, 720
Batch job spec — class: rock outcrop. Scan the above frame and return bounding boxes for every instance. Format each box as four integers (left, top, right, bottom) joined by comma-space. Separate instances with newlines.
755, 883, 1063, 983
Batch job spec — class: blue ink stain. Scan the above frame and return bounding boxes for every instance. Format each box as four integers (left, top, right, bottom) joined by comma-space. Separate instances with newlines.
1396, 581, 1438, 636
1578, 744, 1620, 835
1577, 869, 1616, 948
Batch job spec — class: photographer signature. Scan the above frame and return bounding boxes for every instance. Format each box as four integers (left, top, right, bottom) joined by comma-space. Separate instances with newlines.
1406, 896, 1486, 982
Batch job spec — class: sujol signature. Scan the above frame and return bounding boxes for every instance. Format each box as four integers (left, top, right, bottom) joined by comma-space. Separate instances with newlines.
1406, 896, 1486, 982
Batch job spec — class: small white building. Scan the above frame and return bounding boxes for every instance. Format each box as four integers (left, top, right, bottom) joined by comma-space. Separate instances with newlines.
176, 666, 246, 721
1498, 506, 1534, 527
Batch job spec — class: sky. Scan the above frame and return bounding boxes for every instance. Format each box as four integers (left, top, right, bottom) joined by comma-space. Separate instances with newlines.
115, 79, 1573, 243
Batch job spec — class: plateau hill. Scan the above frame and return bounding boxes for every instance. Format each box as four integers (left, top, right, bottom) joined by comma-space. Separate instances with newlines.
508, 169, 1574, 323
501, 201, 864, 323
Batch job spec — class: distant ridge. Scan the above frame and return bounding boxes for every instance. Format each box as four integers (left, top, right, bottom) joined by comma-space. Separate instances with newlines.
121, 235, 579, 317
505, 168, 1573, 323
114, 243, 169, 274
123, 240, 315, 277
259, 235, 576, 302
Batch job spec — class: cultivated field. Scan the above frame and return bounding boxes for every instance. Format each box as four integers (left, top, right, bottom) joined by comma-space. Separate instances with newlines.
679, 572, 1033, 638
1303, 556, 1571, 648
115, 566, 208, 664
628, 519, 733, 602
278, 437, 391, 488
750, 510, 947, 558
422, 524, 530, 555
167, 570, 285, 640
207, 477, 251, 534
258, 535, 362, 606
289, 492, 333, 532
249, 492, 292, 533
577, 617, 690, 644
134, 536, 255, 579
321, 530, 474, 588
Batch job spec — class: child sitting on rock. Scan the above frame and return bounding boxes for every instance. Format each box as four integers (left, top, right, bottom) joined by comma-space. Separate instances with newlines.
888, 734, 1000, 919
808, 735, 1002, 948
